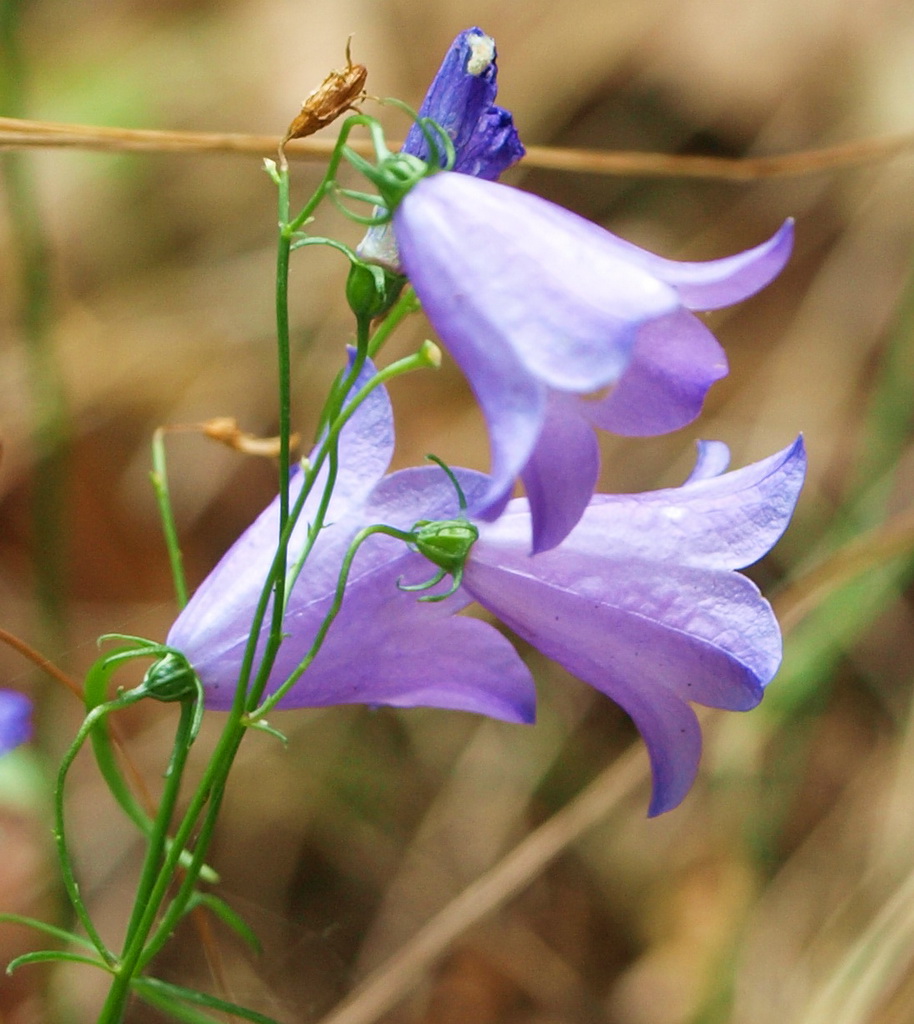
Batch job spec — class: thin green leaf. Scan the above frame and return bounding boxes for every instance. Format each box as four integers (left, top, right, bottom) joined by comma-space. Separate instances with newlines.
186, 894, 262, 954
0, 913, 97, 950
134, 976, 283, 1024
133, 983, 223, 1024
7, 950, 111, 974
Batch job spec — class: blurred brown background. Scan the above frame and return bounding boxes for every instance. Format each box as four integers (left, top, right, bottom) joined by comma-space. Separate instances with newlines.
3, 0, 914, 1022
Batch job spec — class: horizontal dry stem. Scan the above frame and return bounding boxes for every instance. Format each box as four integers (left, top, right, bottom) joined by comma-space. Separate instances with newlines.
2, 116, 914, 179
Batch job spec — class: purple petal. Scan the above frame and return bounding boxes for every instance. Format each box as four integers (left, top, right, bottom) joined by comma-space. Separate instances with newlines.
421, 303, 548, 522
685, 440, 731, 482
580, 219, 794, 311
521, 394, 600, 553
586, 310, 727, 436
577, 437, 806, 570
403, 28, 525, 180
170, 440, 537, 719
611, 684, 702, 817
464, 547, 779, 704
315, 352, 395, 510
463, 549, 780, 814
395, 174, 680, 392
0, 690, 31, 754
269, 593, 535, 722
168, 356, 395, 680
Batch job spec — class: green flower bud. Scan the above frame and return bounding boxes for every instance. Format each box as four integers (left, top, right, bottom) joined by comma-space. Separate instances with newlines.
142, 653, 199, 703
346, 260, 406, 321
412, 517, 479, 574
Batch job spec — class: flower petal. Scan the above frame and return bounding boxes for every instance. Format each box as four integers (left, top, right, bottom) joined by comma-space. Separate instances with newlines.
421, 308, 548, 521
611, 684, 702, 817
168, 356, 394, 677
462, 550, 781, 813
403, 27, 524, 180
325, 351, 396, 508
685, 440, 731, 482
395, 174, 680, 392
582, 219, 795, 311
587, 310, 727, 436
0, 690, 31, 754
464, 548, 778, 707
269, 598, 536, 722
521, 394, 600, 553
574, 437, 805, 570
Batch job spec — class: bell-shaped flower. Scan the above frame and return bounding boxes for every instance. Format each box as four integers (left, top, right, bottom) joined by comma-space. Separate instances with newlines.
391, 171, 794, 550
167, 366, 805, 815
358, 26, 524, 269
463, 435, 804, 814
0, 689, 31, 755
167, 360, 536, 724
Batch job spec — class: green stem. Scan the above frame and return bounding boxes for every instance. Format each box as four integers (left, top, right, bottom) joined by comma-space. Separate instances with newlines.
119, 699, 197, 949
93, 122, 424, 1018
55, 692, 148, 966
95, 709, 247, 1023
253, 523, 414, 717
368, 286, 420, 360
151, 429, 189, 609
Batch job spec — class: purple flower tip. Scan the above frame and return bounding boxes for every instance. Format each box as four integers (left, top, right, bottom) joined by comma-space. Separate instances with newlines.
357, 27, 524, 271
403, 27, 525, 180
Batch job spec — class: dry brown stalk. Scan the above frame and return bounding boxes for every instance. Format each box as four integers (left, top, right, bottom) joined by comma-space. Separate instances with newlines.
2, 116, 914, 179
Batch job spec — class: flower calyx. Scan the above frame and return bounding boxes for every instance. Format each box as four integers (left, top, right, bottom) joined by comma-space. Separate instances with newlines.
141, 652, 201, 704
401, 516, 478, 602
364, 152, 432, 212
345, 258, 406, 322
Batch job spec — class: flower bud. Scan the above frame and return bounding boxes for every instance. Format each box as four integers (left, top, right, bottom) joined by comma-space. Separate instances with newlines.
142, 653, 199, 703
412, 517, 479, 575
345, 260, 405, 321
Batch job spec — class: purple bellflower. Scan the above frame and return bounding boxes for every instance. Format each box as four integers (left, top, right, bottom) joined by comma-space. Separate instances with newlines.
358, 27, 524, 269
168, 366, 805, 815
354, 27, 793, 552
0, 689, 31, 755
391, 173, 795, 551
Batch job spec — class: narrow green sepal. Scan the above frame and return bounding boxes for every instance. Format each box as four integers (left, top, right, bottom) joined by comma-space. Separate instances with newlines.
244, 718, 288, 745
347, 150, 432, 212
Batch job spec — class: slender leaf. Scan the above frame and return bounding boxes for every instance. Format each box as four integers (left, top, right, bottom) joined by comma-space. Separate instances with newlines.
187, 893, 262, 954
0, 912, 97, 950
134, 976, 283, 1024
7, 950, 110, 974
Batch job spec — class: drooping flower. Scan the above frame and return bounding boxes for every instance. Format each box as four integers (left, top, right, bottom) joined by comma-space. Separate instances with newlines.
0, 690, 31, 755
463, 436, 805, 814
358, 26, 523, 268
167, 366, 805, 815
167, 360, 536, 724
391, 171, 794, 550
